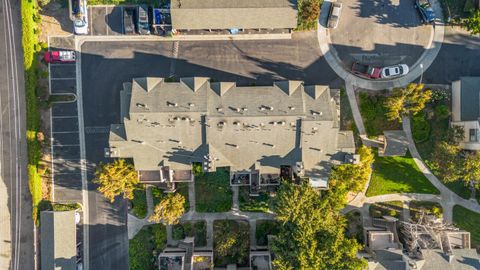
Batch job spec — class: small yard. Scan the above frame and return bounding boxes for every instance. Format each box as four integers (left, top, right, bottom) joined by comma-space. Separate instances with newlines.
239, 187, 272, 213
369, 201, 404, 219
213, 220, 250, 267
172, 221, 207, 247
358, 92, 401, 137
345, 211, 364, 244
256, 220, 280, 246
131, 187, 147, 219
366, 152, 439, 197
409, 201, 442, 221
453, 205, 480, 249
152, 184, 190, 212
129, 224, 167, 270
195, 167, 233, 212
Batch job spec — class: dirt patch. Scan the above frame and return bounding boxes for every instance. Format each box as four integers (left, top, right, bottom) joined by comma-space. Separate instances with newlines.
39, 0, 72, 42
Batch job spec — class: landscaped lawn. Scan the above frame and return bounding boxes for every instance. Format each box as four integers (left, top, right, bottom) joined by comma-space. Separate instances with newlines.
256, 220, 280, 246
239, 187, 272, 213
195, 167, 233, 212
453, 205, 480, 248
358, 92, 401, 137
172, 221, 207, 247
366, 152, 439, 197
129, 224, 167, 270
131, 187, 147, 219
213, 220, 250, 267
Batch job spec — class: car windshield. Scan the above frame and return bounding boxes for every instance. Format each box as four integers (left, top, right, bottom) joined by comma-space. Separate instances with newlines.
385, 69, 390, 76
398, 66, 403, 73
74, 20, 85, 27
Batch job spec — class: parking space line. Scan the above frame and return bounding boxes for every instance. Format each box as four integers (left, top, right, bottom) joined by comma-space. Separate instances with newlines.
53, 144, 80, 147
50, 77, 76, 80
52, 115, 78, 119
105, 6, 109, 36
52, 131, 79, 134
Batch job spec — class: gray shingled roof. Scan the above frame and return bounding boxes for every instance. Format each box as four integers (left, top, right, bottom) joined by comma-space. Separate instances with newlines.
170, 0, 297, 30
40, 211, 77, 270
109, 77, 355, 179
459, 77, 480, 121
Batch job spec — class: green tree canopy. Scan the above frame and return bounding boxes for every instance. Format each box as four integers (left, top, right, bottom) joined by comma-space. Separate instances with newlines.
431, 141, 461, 182
384, 83, 432, 122
149, 193, 186, 225
463, 151, 480, 190
93, 159, 138, 202
464, 9, 480, 35
271, 182, 366, 270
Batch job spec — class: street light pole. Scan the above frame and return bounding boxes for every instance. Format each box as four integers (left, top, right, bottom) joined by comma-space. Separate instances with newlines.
419, 63, 424, 85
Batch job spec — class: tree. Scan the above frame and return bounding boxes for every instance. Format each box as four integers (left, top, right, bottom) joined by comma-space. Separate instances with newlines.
329, 146, 374, 195
464, 9, 480, 35
300, 0, 320, 22
213, 220, 249, 265
431, 142, 461, 182
93, 159, 138, 202
384, 83, 432, 122
271, 182, 366, 270
149, 193, 186, 225
463, 151, 480, 190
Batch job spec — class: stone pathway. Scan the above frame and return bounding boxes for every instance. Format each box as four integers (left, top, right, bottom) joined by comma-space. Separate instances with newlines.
146, 186, 154, 217
249, 219, 257, 249
346, 83, 366, 136
206, 220, 214, 248
232, 186, 239, 211
188, 181, 196, 212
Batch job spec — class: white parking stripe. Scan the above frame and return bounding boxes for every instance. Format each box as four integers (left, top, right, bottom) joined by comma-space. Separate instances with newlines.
52, 144, 80, 147
52, 115, 78, 119
50, 77, 76, 80
52, 158, 81, 162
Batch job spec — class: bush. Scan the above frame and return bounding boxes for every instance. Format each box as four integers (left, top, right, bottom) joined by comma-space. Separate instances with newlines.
214, 220, 250, 267
131, 188, 147, 219
256, 220, 280, 246
192, 162, 203, 176
412, 113, 430, 142
434, 104, 450, 120
297, 0, 321, 30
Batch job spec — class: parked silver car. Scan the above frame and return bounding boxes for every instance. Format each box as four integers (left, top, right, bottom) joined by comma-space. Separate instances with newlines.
381, 64, 409, 78
327, 2, 343, 29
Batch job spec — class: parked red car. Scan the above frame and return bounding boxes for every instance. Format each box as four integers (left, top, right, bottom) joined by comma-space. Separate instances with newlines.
351, 62, 382, 79
43, 50, 76, 63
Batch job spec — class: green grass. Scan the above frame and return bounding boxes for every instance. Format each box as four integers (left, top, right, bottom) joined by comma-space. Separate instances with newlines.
453, 205, 480, 248
195, 167, 233, 212
213, 220, 250, 267
366, 152, 439, 197
256, 220, 280, 246
172, 221, 207, 247
131, 188, 147, 219
358, 92, 401, 137
129, 224, 167, 270
239, 187, 272, 213
369, 201, 404, 219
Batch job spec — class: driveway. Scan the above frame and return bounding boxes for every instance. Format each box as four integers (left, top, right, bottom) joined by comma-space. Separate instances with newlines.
330, 0, 432, 67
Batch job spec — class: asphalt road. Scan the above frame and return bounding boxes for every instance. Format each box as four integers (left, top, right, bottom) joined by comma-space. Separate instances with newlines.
0, 0, 34, 269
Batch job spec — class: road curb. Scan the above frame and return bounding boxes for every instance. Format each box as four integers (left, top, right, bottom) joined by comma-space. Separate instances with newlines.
318, 0, 445, 90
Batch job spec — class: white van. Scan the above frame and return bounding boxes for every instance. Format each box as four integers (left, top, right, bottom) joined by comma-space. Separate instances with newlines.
73, 0, 88, 35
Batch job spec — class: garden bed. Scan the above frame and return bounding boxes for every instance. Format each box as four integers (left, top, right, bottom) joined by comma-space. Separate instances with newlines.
129, 224, 167, 270
131, 187, 147, 219
369, 201, 404, 219
172, 221, 207, 247
213, 220, 250, 267
255, 220, 280, 246
195, 167, 233, 212
358, 92, 401, 137
152, 184, 190, 212
409, 201, 442, 221
239, 187, 272, 213
366, 152, 439, 197
345, 211, 364, 244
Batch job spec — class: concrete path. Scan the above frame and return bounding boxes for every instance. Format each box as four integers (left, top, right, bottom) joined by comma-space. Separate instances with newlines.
206, 220, 213, 249
232, 186, 239, 211
249, 219, 257, 249
188, 181, 196, 212
317, 0, 445, 90
346, 83, 366, 136
146, 186, 154, 217
166, 225, 174, 246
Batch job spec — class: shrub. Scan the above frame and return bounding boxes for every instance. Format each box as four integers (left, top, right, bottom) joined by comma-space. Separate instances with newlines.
434, 104, 450, 120
412, 113, 430, 142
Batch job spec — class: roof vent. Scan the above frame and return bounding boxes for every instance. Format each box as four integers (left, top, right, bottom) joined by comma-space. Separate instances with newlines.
241, 107, 248, 112
188, 103, 195, 107
233, 121, 241, 126
217, 107, 223, 112
278, 121, 286, 126
289, 106, 295, 110
217, 121, 226, 128
270, 121, 277, 126
136, 103, 148, 109
259, 107, 266, 111
167, 101, 178, 107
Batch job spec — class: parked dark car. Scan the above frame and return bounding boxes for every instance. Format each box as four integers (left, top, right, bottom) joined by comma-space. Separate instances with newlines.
138, 5, 150, 34
124, 7, 137, 34
415, 0, 435, 24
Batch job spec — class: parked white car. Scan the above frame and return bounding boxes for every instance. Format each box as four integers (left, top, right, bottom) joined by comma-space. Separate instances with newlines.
327, 2, 343, 29
381, 64, 409, 78
73, 0, 88, 35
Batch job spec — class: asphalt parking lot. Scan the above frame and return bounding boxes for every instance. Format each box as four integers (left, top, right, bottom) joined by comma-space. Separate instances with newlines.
88, 6, 123, 36
329, 0, 431, 67
48, 37, 82, 203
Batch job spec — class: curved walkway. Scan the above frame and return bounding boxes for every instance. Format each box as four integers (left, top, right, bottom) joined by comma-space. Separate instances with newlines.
317, 0, 445, 90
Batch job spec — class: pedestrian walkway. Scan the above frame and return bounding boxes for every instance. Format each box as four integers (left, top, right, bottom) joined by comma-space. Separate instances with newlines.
232, 186, 239, 211
345, 83, 366, 136
249, 220, 257, 249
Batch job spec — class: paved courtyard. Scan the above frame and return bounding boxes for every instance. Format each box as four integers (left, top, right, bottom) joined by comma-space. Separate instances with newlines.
330, 0, 432, 67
